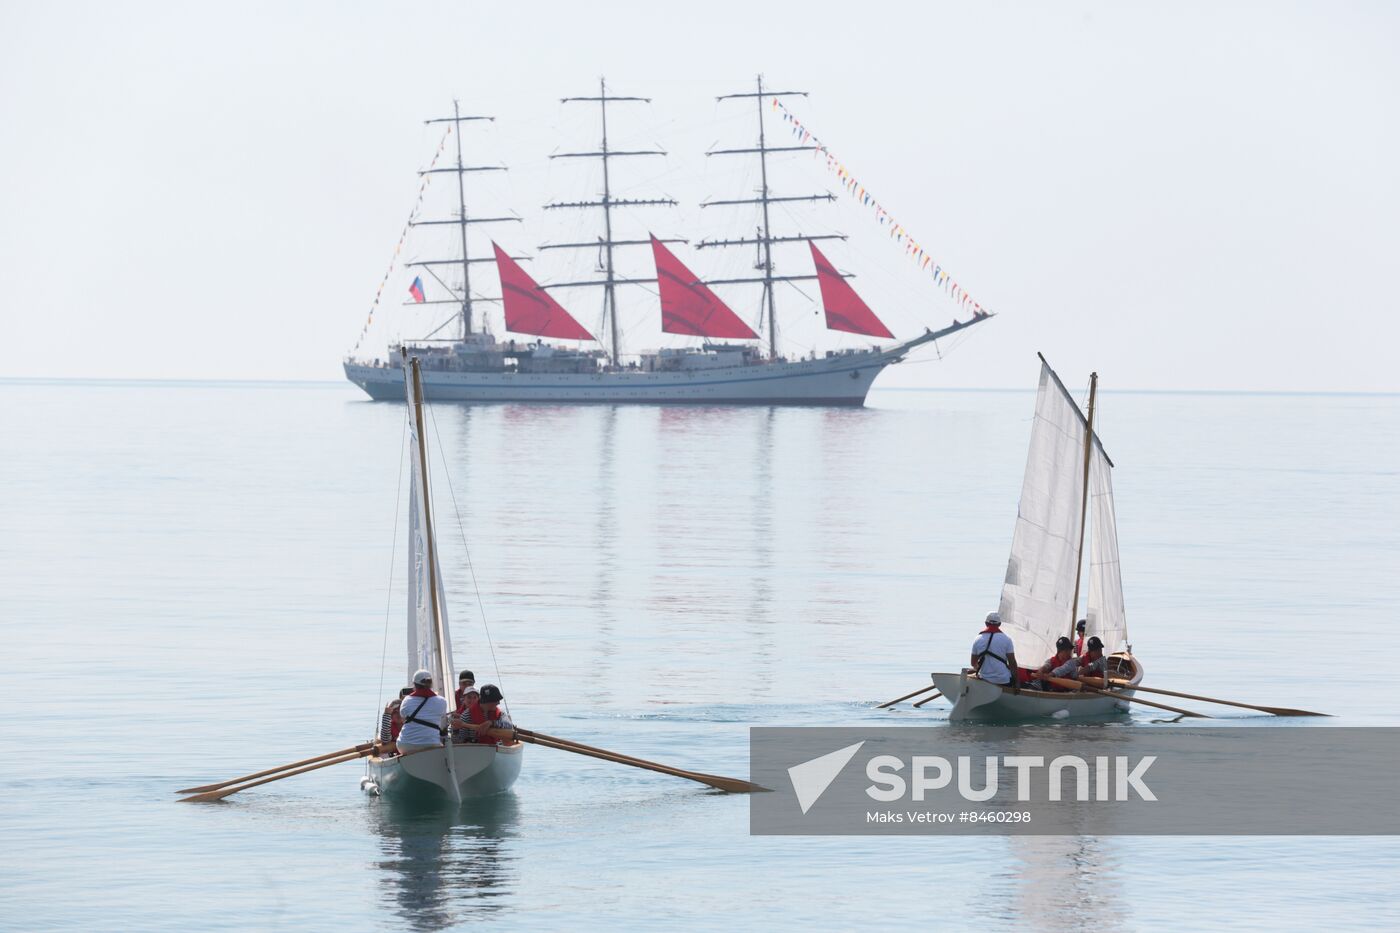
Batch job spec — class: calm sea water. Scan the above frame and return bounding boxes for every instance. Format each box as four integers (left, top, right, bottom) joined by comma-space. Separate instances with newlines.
2, 380, 1398, 931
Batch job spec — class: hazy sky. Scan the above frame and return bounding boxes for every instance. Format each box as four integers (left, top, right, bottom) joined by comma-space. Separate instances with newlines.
2, 1, 1396, 390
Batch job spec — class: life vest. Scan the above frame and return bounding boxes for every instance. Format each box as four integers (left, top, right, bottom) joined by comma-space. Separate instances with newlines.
401, 688, 443, 735
1074, 636, 1085, 657
1038, 652, 1075, 690
1078, 649, 1106, 676
467, 701, 502, 747
974, 628, 1016, 684
975, 628, 1011, 665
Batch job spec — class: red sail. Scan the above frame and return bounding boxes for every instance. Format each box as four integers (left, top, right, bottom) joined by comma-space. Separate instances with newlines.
809, 241, 894, 339
652, 236, 759, 340
493, 243, 595, 341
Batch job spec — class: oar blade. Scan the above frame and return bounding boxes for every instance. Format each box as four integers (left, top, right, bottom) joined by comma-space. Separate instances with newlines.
684, 770, 771, 794
911, 692, 943, 709
700, 776, 770, 794
179, 786, 239, 804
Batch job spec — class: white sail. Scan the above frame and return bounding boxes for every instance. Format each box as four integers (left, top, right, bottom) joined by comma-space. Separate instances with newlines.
998, 361, 1087, 671
403, 364, 455, 695
1085, 443, 1129, 654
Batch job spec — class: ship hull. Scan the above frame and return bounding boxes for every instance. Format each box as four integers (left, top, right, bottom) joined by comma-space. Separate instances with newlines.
929, 655, 1145, 722
345, 350, 896, 405
363, 742, 522, 802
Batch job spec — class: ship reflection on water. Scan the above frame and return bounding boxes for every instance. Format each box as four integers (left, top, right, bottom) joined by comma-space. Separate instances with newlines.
367, 794, 522, 930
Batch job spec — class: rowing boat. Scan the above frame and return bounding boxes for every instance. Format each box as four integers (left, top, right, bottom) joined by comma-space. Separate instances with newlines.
362, 351, 523, 802
930, 655, 1143, 721
931, 355, 1143, 721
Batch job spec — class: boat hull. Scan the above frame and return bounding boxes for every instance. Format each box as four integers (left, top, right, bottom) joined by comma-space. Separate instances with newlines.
930, 655, 1144, 722
364, 742, 523, 802
345, 351, 895, 405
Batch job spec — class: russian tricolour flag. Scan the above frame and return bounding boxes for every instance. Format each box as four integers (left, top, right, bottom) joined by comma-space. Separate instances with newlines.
408, 276, 425, 303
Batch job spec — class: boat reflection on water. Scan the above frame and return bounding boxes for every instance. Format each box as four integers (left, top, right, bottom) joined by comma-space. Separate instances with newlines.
950, 725, 1127, 930
366, 793, 522, 929
1008, 836, 1126, 931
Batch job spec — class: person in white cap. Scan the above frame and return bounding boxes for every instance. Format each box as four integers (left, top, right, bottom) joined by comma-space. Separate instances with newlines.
970, 611, 1019, 692
396, 669, 449, 754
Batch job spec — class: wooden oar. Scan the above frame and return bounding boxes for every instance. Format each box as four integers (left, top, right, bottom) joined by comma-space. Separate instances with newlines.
514, 727, 767, 794
1044, 677, 1210, 718
180, 748, 374, 802
177, 742, 380, 794
521, 732, 765, 794
877, 685, 938, 709
1083, 677, 1329, 717
912, 691, 944, 709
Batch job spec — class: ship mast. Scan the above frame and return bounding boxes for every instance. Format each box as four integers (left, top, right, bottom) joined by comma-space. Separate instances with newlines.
411, 101, 520, 340
699, 75, 847, 360
540, 78, 683, 366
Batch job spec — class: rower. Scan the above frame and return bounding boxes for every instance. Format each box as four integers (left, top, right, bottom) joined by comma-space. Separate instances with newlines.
451, 683, 480, 744
1077, 636, 1108, 681
396, 669, 449, 755
379, 686, 413, 753
1032, 636, 1077, 690
970, 612, 1019, 693
459, 684, 515, 746
1074, 619, 1087, 656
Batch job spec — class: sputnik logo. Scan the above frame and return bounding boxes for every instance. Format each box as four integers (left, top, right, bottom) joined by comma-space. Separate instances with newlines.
788, 741, 865, 814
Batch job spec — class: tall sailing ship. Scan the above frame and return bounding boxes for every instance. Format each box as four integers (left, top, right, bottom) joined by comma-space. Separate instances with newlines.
344, 77, 993, 405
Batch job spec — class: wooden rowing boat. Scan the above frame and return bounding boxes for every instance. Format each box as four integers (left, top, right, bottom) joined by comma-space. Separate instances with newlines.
362, 351, 523, 803
931, 653, 1143, 721
927, 356, 1143, 722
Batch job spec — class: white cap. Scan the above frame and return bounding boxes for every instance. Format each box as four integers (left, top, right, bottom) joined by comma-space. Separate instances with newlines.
412, 669, 433, 686
461, 683, 479, 694
985, 611, 1002, 626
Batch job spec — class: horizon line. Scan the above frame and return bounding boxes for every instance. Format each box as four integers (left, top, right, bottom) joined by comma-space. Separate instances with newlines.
1, 376, 1397, 398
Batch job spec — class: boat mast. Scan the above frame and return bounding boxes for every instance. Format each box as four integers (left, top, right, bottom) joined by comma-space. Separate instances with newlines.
754, 75, 778, 358
701, 75, 846, 360
407, 353, 461, 802
1067, 372, 1099, 642
413, 103, 520, 340
541, 78, 679, 366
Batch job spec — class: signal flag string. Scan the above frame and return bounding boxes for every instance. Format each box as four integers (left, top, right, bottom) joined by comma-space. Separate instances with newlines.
771, 97, 991, 319
350, 127, 453, 354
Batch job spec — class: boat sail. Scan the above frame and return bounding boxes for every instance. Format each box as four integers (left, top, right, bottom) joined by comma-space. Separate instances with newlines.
363, 350, 524, 801
929, 356, 1143, 720
1085, 439, 1130, 657
343, 76, 993, 405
